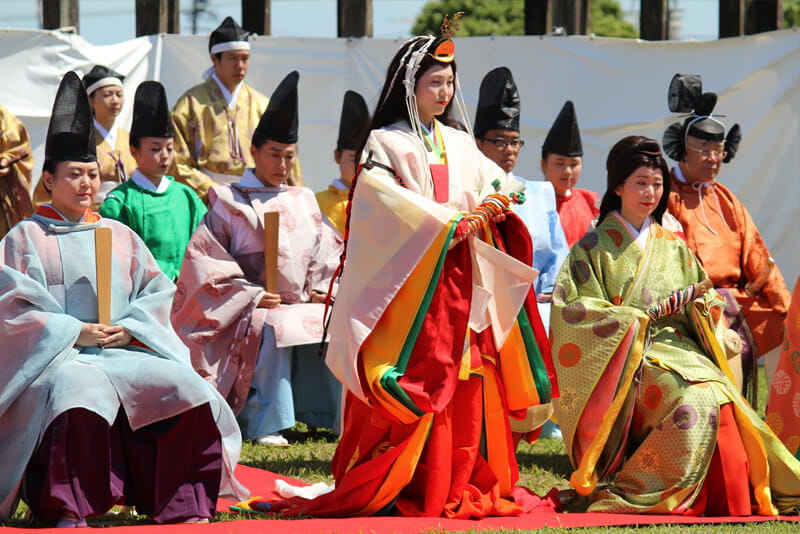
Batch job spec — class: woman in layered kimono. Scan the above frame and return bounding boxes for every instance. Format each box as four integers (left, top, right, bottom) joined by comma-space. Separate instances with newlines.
0, 72, 245, 526
550, 136, 799, 515
239, 13, 551, 518
238, 16, 557, 519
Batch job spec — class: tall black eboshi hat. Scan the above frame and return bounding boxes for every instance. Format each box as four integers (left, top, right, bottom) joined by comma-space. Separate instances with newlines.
337, 90, 370, 151
542, 100, 583, 158
253, 71, 299, 145
130, 81, 174, 142
45, 71, 97, 163
474, 66, 520, 138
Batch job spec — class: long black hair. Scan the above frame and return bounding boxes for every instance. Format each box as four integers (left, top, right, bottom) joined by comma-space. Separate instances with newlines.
597, 136, 671, 226
359, 36, 458, 159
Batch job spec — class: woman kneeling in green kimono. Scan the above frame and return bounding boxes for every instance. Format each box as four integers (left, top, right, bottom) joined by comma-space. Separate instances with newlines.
550, 136, 799, 515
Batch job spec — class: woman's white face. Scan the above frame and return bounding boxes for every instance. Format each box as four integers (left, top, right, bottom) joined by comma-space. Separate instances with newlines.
615, 165, 664, 228
44, 161, 100, 221
89, 85, 124, 123
414, 63, 454, 125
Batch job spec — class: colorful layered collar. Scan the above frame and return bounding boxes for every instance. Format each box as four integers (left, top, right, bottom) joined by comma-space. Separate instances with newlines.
36, 204, 101, 223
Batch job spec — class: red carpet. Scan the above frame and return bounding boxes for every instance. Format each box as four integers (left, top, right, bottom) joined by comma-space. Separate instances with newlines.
3, 465, 796, 532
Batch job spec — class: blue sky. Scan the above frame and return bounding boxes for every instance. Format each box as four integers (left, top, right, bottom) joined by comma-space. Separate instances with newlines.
3, 0, 719, 44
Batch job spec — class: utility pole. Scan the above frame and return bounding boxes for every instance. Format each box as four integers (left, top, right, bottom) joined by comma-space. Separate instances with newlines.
242, 0, 271, 36
338, 0, 373, 37
524, 0, 591, 35
41, 0, 80, 32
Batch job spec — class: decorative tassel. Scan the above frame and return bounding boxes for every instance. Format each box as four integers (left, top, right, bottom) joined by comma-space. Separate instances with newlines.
646, 279, 713, 321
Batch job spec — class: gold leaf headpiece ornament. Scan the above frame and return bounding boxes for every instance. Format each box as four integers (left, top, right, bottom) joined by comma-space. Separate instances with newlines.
440, 11, 463, 40
430, 12, 463, 63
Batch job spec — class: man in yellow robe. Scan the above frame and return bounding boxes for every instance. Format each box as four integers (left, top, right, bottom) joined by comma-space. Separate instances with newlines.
316, 90, 370, 235
0, 105, 34, 238
170, 17, 301, 201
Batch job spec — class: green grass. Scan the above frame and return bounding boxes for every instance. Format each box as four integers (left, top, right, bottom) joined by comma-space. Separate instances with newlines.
3, 368, 791, 531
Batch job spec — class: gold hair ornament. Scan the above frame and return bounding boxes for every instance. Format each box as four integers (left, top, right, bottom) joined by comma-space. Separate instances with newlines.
430, 12, 463, 63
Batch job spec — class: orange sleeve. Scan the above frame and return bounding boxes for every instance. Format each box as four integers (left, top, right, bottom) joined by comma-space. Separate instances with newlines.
738, 200, 790, 314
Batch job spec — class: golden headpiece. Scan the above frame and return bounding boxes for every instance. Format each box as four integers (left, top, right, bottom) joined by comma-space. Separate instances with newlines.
429, 12, 463, 63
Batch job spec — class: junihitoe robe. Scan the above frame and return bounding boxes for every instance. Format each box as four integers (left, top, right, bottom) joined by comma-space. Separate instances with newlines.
240, 120, 558, 518
550, 212, 799, 514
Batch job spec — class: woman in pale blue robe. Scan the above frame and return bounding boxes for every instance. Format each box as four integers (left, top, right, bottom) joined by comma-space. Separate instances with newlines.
0, 205, 246, 524
0, 71, 245, 526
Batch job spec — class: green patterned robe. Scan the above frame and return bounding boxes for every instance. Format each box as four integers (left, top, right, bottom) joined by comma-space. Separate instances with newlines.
551, 212, 800, 514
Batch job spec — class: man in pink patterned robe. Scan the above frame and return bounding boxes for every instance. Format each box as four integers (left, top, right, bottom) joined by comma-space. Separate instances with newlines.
171, 71, 342, 445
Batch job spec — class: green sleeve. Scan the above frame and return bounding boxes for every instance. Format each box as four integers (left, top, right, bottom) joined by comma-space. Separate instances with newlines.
99, 191, 127, 224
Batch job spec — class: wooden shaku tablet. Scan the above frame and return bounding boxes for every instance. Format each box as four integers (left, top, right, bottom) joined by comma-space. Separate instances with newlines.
263, 212, 279, 293
94, 226, 112, 325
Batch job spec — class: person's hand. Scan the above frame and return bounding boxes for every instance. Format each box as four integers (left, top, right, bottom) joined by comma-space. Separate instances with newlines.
76, 323, 106, 347
310, 290, 327, 304
537, 293, 553, 304
257, 291, 281, 309
0, 157, 10, 178
492, 212, 506, 224
100, 325, 132, 348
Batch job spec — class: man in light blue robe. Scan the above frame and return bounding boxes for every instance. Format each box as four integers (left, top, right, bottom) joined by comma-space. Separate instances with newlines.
474, 67, 568, 328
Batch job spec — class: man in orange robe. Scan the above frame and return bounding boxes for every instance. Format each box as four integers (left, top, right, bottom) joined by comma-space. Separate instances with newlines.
663, 74, 790, 405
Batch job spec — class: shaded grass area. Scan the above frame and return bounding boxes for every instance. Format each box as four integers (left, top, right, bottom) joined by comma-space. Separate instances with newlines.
3, 369, 785, 531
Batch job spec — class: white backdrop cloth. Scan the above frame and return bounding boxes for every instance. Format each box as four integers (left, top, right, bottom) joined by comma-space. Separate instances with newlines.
0, 27, 797, 281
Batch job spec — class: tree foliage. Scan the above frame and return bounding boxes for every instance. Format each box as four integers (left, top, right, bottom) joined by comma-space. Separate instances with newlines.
411, 0, 638, 38
412, 0, 524, 37
592, 0, 638, 38
785, 0, 800, 27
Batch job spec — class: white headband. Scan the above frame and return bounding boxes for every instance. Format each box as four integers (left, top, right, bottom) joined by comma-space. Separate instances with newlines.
86, 76, 123, 96
210, 41, 250, 55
